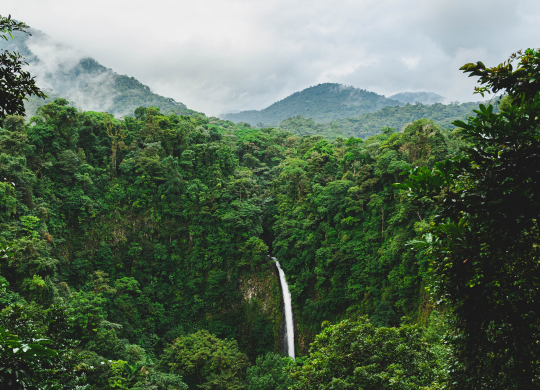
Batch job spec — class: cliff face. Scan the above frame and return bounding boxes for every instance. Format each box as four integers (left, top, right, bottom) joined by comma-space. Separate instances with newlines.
237, 262, 284, 359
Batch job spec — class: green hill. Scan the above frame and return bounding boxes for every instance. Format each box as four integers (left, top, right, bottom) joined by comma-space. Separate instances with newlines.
222, 83, 404, 125
0, 30, 197, 117
389, 91, 444, 104
279, 101, 485, 139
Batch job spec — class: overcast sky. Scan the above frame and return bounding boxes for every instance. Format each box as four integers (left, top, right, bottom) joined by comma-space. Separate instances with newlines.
3, 0, 540, 116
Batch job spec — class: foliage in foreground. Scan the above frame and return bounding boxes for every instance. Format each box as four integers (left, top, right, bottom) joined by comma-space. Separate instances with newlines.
0, 286, 84, 389
246, 352, 293, 390
0, 14, 46, 118
288, 317, 442, 390
160, 330, 250, 390
1, 13, 539, 388
397, 48, 540, 388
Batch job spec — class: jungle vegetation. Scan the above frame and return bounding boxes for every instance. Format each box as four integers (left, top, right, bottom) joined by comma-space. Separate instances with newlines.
1, 100, 459, 389
278, 101, 485, 140
1, 14, 539, 390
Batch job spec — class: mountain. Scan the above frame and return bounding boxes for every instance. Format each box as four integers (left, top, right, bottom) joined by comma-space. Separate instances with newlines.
221, 83, 404, 125
278, 101, 484, 139
0, 29, 197, 117
389, 91, 444, 105
331, 101, 483, 138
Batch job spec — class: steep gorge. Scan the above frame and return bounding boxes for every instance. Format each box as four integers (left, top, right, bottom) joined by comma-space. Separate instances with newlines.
0, 101, 465, 366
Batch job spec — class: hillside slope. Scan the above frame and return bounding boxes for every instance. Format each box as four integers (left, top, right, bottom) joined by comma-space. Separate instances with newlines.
0, 30, 196, 117
279, 101, 484, 139
0, 100, 467, 366
222, 83, 404, 125
389, 91, 444, 105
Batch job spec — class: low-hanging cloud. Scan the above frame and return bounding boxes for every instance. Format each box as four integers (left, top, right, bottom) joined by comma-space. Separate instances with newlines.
24, 31, 119, 114
2, 0, 540, 116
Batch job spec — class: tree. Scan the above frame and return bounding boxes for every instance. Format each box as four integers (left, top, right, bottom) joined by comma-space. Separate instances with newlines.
288, 317, 440, 390
0, 300, 85, 389
246, 352, 292, 390
0, 326, 58, 389
0, 14, 46, 118
160, 330, 250, 390
396, 48, 540, 388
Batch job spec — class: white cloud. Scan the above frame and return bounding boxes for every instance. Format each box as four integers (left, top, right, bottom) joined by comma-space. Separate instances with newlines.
2, 0, 539, 116
401, 57, 420, 70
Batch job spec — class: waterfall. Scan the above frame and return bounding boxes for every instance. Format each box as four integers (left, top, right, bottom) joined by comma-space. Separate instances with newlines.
272, 257, 295, 359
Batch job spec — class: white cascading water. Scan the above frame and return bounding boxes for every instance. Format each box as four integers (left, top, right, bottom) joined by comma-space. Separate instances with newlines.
272, 257, 295, 359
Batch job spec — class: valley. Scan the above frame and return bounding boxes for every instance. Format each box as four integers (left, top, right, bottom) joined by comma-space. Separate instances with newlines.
0, 13, 539, 390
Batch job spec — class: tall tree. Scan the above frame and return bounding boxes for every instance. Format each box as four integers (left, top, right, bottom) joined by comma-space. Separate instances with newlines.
397, 48, 540, 388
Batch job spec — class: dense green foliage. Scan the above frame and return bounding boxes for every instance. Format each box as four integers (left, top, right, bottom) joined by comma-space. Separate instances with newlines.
289, 317, 441, 390
246, 352, 292, 390
0, 101, 291, 388
161, 329, 250, 390
0, 96, 460, 387
272, 119, 466, 348
222, 83, 403, 125
2, 16, 539, 387
278, 101, 485, 140
398, 48, 540, 388
0, 299, 85, 389
278, 115, 343, 139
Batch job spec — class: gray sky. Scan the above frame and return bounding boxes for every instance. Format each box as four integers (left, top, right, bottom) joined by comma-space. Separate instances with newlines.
3, 0, 540, 116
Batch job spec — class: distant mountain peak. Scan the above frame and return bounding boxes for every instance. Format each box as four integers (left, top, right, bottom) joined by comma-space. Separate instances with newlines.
389, 92, 444, 105
0, 29, 193, 117
222, 83, 403, 126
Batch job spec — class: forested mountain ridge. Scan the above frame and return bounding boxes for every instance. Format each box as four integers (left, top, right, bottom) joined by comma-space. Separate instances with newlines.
2, 15, 539, 389
0, 30, 197, 118
389, 91, 444, 105
278, 101, 486, 139
221, 83, 404, 125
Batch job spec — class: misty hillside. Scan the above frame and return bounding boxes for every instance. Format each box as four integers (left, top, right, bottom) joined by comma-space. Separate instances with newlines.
0, 30, 196, 117
221, 83, 404, 125
389, 91, 444, 105
278, 101, 485, 139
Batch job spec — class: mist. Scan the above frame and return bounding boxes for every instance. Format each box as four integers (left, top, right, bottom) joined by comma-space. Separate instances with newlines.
25, 32, 119, 114
2, 0, 540, 116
